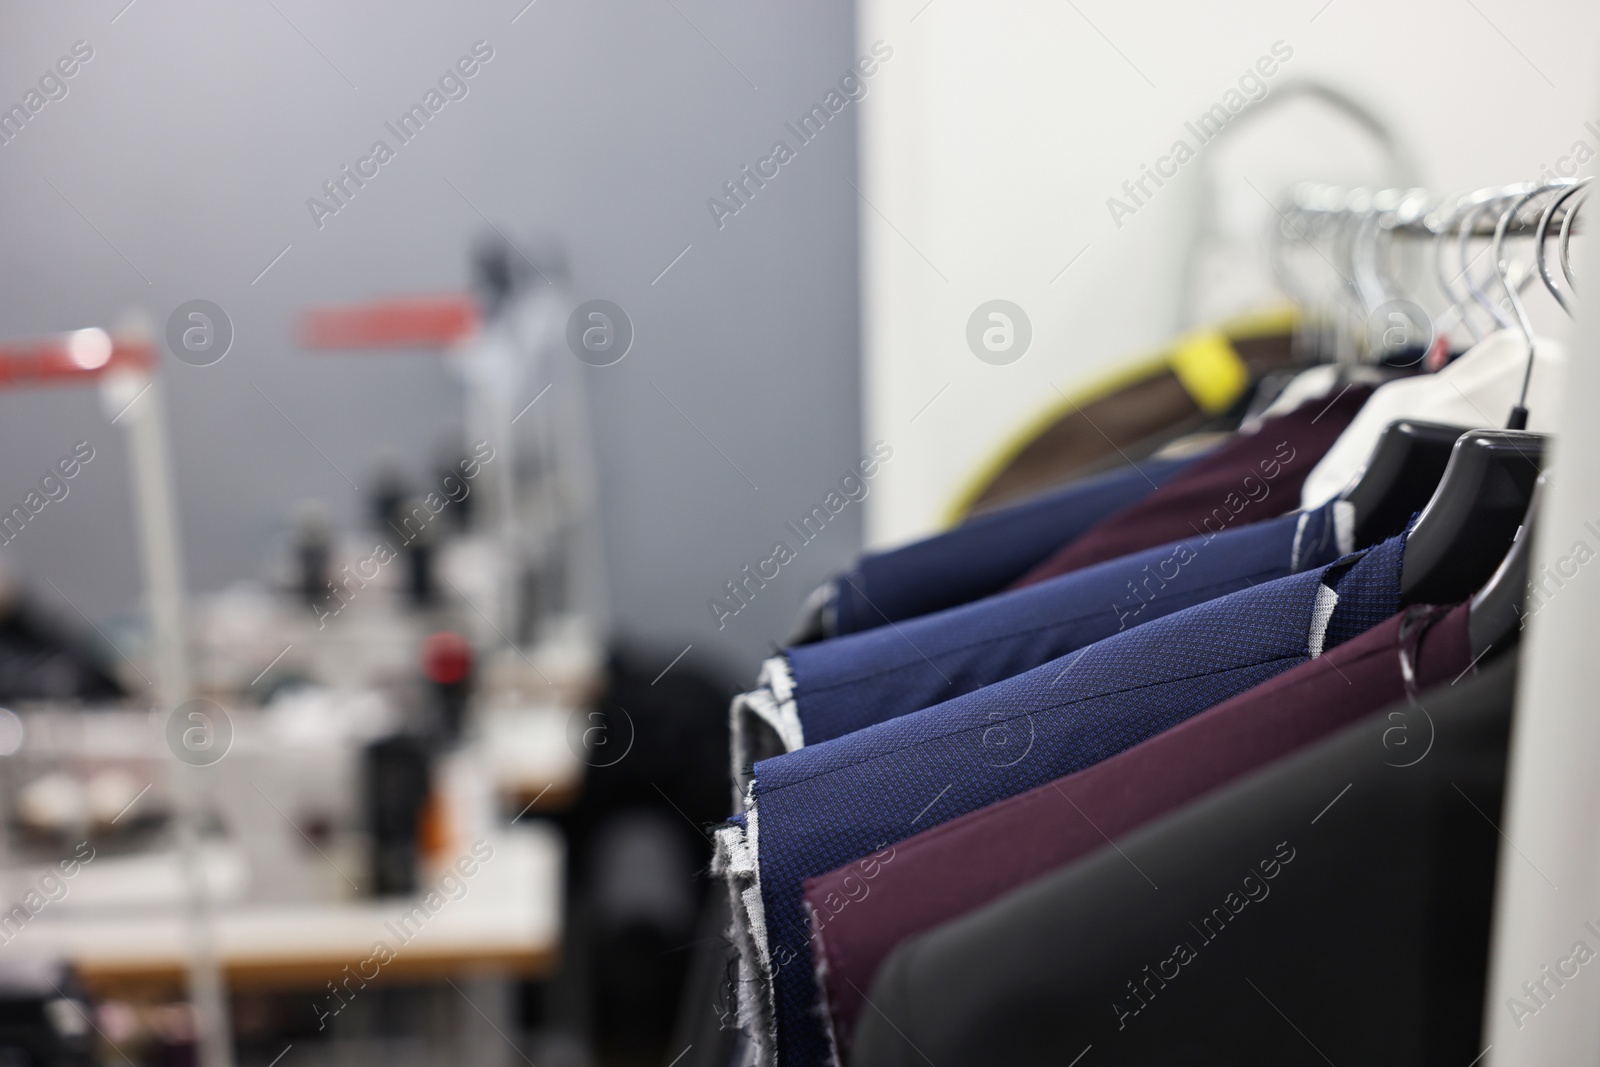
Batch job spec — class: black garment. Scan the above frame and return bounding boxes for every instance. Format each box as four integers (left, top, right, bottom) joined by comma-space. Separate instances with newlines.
664, 889, 743, 1067
854, 656, 1516, 1067
547, 644, 737, 1064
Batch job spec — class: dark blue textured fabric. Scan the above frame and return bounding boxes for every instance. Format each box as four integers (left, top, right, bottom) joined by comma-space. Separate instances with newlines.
746, 534, 1407, 1067
787, 503, 1343, 748
832, 455, 1205, 635
1324, 532, 1406, 650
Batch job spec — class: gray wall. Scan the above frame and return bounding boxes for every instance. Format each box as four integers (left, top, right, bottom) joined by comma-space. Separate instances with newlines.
0, 0, 861, 680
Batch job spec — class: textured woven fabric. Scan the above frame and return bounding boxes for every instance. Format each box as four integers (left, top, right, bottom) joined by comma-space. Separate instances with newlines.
808, 602, 1469, 1055
830, 455, 1203, 636
727, 532, 1408, 1067
1011, 384, 1376, 589
852, 655, 1515, 1067
1321, 531, 1406, 649
784, 504, 1345, 754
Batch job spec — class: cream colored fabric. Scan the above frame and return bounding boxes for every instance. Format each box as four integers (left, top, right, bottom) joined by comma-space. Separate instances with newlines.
1301, 331, 1565, 509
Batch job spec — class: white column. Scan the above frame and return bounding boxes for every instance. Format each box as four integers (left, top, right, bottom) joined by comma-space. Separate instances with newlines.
1483, 258, 1600, 1062
121, 371, 235, 1067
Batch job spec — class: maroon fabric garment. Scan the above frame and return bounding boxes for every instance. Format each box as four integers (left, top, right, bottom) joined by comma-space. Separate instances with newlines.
805, 600, 1470, 1057
1009, 383, 1376, 589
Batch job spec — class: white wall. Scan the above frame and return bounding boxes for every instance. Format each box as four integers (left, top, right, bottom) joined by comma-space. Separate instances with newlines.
860, 0, 1600, 547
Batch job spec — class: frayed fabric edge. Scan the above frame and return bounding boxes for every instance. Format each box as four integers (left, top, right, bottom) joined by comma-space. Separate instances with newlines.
715, 804, 779, 1067
730, 657, 805, 809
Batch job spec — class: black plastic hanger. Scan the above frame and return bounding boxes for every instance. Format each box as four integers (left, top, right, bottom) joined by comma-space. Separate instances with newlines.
1338, 420, 1469, 547
1400, 430, 1544, 605
1467, 476, 1543, 659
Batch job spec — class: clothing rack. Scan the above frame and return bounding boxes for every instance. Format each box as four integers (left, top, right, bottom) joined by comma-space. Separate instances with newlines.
705, 171, 1594, 1066
1285, 182, 1587, 238
1266, 178, 1589, 378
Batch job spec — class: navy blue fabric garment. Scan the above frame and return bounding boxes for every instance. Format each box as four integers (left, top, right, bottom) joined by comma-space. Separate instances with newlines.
786, 503, 1344, 748
738, 533, 1407, 1067
1323, 530, 1406, 649
831, 455, 1204, 636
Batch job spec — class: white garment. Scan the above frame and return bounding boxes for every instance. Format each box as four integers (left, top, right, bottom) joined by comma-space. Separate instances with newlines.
1300, 331, 1565, 509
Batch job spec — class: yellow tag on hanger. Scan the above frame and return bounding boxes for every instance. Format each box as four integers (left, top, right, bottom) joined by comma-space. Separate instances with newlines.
1170, 330, 1250, 414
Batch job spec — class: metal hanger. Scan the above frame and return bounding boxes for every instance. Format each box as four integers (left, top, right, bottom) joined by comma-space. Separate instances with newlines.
1268, 193, 1326, 362
1428, 193, 1487, 347
1535, 178, 1589, 313
1460, 185, 1536, 334
1558, 185, 1586, 292
1178, 81, 1415, 332
1493, 180, 1583, 428
1495, 186, 1548, 429
1362, 188, 1435, 358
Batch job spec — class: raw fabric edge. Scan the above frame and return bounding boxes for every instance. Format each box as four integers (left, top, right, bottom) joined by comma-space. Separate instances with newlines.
714, 802, 779, 1066
730, 656, 805, 809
